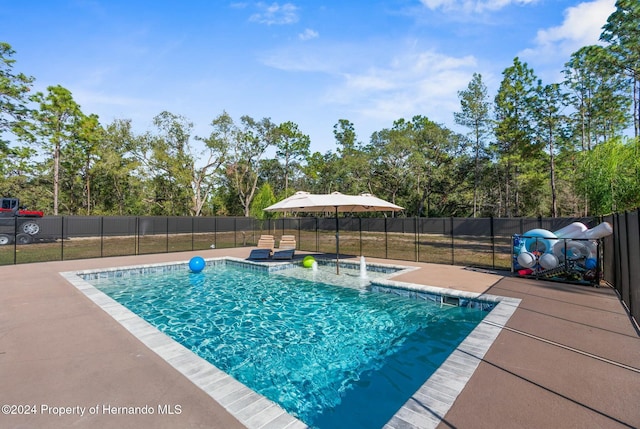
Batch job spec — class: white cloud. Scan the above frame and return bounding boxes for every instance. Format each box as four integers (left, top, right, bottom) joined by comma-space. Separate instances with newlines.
520, 0, 616, 64
249, 2, 299, 25
420, 0, 538, 13
262, 39, 480, 128
299, 28, 319, 41
325, 51, 478, 125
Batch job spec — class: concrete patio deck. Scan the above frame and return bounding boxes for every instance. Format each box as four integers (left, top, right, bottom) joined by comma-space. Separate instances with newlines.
1, 248, 638, 428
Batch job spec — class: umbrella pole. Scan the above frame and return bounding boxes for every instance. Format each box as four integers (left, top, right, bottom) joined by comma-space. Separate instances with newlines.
335, 206, 339, 274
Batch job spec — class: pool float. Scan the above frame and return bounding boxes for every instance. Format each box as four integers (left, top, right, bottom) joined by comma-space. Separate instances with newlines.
553, 239, 593, 261
522, 229, 558, 254
302, 255, 316, 268
552, 222, 612, 263
553, 222, 587, 238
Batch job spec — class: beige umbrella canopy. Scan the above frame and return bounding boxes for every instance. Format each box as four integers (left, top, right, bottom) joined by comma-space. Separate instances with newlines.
264, 191, 404, 273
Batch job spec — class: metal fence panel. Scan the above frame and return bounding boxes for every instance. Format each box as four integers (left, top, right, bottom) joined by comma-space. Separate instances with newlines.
625, 211, 639, 322
417, 218, 452, 265
617, 214, 630, 309
418, 217, 448, 235
453, 217, 492, 237
215, 217, 239, 248
0, 212, 636, 326
602, 214, 616, 288
493, 218, 525, 237
103, 216, 137, 236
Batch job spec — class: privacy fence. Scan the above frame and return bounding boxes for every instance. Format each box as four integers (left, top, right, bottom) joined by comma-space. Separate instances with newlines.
601, 209, 640, 328
0, 212, 637, 324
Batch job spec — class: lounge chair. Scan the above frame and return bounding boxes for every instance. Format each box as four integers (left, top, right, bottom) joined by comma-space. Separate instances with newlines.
272, 248, 295, 260
257, 234, 275, 251
279, 235, 296, 249
248, 248, 271, 260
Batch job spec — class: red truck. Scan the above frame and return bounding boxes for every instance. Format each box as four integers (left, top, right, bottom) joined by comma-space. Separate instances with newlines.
0, 197, 44, 245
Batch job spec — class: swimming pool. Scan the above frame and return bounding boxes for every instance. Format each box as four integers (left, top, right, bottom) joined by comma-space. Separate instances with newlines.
63, 257, 520, 429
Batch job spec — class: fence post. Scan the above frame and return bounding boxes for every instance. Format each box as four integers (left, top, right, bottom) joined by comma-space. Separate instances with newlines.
450, 217, 454, 265
101, 216, 104, 257
415, 216, 419, 262
385, 217, 388, 259
135, 217, 139, 255
166, 217, 169, 253
624, 210, 633, 319
13, 216, 17, 264
613, 213, 621, 296
359, 217, 362, 256
490, 216, 495, 269
61, 216, 65, 261
634, 208, 640, 322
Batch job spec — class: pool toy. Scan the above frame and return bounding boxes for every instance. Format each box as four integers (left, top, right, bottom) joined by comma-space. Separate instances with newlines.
539, 253, 559, 270
553, 222, 588, 238
302, 255, 315, 268
189, 256, 206, 273
517, 251, 537, 268
513, 221, 613, 285
522, 228, 558, 253
553, 239, 595, 261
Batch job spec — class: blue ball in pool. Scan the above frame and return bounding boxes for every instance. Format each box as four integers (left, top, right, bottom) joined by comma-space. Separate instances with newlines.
189, 256, 206, 273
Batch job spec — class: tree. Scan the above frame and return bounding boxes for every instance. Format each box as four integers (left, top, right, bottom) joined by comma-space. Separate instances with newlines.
300, 150, 340, 194
409, 116, 460, 216
564, 45, 632, 214
147, 111, 194, 215
229, 116, 276, 216
493, 58, 538, 217
333, 119, 370, 194
92, 119, 143, 215
61, 113, 104, 214
274, 121, 310, 196
531, 82, 568, 217
577, 137, 640, 214
455, 73, 491, 217
250, 182, 276, 219
368, 121, 413, 208
600, 0, 640, 137
563, 46, 629, 150
31, 85, 83, 215
192, 111, 231, 216
0, 42, 34, 150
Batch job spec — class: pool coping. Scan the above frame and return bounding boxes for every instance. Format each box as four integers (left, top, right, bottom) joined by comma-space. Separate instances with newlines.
60, 257, 520, 429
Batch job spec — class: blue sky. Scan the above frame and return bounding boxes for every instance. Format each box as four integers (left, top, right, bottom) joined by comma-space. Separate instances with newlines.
1, 0, 616, 154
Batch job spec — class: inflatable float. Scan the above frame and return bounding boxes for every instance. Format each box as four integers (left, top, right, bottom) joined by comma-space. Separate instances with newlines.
512, 221, 612, 285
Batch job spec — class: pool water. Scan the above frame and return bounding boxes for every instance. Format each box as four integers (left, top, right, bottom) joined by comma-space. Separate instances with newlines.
91, 264, 490, 428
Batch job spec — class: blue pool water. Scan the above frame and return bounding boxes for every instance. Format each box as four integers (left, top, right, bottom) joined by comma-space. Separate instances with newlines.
90, 263, 490, 428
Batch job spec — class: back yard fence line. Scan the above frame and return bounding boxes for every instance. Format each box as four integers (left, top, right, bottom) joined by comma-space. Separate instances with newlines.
1, 212, 637, 323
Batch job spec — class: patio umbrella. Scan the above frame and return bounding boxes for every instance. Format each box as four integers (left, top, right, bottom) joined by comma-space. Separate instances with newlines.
264, 191, 404, 273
